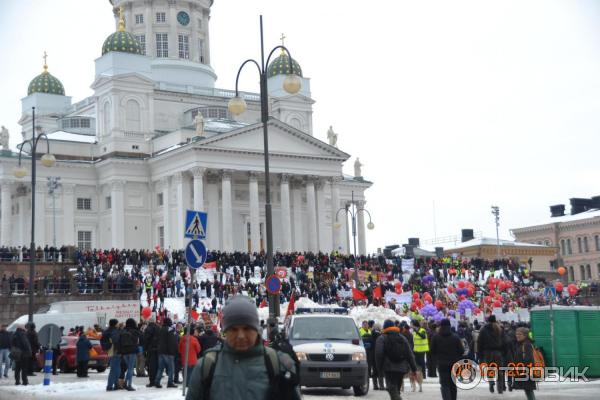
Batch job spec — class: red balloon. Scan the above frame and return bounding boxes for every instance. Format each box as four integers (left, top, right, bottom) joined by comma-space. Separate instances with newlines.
424, 299, 431, 305
423, 293, 433, 301
435, 300, 444, 310
484, 296, 492, 304
457, 281, 466, 289
498, 282, 506, 291
395, 282, 403, 294
191, 309, 199, 321
489, 290, 496, 297
487, 282, 495, 291
557, 266, 566, 276
467, 287, 474, 296
413, 292, 420, 300
474, 307, 481, 314
410, 304, 417, 312
493, 300, 502, 308
554, 282, 564, 292
447, 285, 455, 293
459, 295, 466, 301
414, 299, 423, 308
141, 307, 152, 320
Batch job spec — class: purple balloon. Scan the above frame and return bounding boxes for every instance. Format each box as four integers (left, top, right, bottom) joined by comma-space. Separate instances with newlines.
433, 311, 444, 322
419, 303, 437, 318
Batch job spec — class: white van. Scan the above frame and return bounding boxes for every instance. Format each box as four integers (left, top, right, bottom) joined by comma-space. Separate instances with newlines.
7, 300, 140, 332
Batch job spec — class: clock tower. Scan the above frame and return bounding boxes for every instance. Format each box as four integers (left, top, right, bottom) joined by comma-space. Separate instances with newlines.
109, 0, 217, 88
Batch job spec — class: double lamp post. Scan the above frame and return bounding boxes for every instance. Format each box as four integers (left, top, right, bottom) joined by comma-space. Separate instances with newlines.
13, 106, 57, 323
227, 16, 301, 327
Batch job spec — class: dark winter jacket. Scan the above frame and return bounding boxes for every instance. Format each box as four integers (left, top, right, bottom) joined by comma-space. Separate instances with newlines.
118, 327, 141, 355
76, 335, 92, 362
0, 329, 11, 349
199, 330, 219, 356
26, 327, 40, 355
477, 322, 503, 353
10, 328, 32, 361
157, 325, 179, 356
512, 339, 537, 391
430, 325, 464, 368
143, 322, 160, 352
374, 327, 417, 374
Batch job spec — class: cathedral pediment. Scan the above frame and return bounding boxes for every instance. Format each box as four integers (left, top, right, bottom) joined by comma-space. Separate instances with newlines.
195, 119, 350, 160
90, 72, 154, 90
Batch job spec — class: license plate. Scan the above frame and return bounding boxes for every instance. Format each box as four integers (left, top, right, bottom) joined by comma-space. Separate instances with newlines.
320, 372, 341, 379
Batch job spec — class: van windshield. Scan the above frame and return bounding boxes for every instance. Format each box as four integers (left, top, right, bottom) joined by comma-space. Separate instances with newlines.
291, 317, 359, 340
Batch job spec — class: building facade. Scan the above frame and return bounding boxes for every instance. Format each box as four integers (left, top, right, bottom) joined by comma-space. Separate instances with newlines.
0, 0, 372, 254
511, 198, 600, 282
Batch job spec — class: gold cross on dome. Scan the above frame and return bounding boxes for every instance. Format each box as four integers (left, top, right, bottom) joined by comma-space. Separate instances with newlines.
280, 33, 286, 47
43, 51, 48, 72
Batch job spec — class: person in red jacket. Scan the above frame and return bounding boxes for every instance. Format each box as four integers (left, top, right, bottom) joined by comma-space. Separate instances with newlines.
178, 328, 201, 387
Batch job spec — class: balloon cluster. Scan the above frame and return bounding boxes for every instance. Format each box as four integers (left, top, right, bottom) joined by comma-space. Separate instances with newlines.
457, 299, 476, 315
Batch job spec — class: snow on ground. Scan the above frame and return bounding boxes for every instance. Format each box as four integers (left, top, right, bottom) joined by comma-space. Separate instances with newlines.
350, 305, 411, 327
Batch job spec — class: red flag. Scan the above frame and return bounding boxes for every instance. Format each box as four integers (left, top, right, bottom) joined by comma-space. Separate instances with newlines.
286, 294, 296, 317
373, 286, 382, 300
204, 261, 217, 269
352, 288, 367, 301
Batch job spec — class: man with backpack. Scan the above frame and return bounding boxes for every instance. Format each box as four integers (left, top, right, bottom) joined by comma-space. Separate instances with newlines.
375, 319, 417, 400
185, 296, 300, 400
102, 318, 121, 391
119, 318, 141, 391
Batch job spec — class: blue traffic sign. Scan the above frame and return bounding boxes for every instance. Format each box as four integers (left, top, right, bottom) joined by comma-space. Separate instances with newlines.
266, 275, 282, 295
184, 210, 208, 239
185, 239, 207, 269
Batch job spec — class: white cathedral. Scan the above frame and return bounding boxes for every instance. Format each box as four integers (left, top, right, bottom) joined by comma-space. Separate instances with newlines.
0, 0, 372, 255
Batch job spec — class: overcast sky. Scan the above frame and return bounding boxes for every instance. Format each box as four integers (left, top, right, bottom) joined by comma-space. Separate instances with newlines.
1, 0, 599, 253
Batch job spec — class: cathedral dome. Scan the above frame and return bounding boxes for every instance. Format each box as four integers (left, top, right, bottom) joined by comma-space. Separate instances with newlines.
101, 7, 142, 56
27, 57, 65, 96
267, 52, 303, 78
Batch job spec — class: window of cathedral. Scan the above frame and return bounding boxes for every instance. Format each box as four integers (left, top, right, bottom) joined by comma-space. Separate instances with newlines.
106, 196, 112, 210
197, 18, 202, 28
178, 34, 190, 59
156, 12, 166, 23
156, 33, 168, 57
135, 35, 146, 55
158, 226, 165, 248
76, 198, 92, 211
198, 39, 204, 63
125, 100, 141, 132
62, 118, 91, 130
157, 193, 164, 206
135, 14, 144, 24
595, 235, 600, 251
77, 231, 92, 250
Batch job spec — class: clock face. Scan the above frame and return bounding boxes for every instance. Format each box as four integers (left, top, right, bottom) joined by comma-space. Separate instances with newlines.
177, 11, 190, 26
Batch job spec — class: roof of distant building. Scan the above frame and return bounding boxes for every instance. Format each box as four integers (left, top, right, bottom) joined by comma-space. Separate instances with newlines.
444, 237, 550, 251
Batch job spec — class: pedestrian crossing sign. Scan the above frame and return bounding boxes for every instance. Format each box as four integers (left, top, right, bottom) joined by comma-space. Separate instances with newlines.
184, 210, 208, 239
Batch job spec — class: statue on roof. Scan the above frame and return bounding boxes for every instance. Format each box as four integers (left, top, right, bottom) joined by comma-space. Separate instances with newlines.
327, 125, 338, 147
0, 126, 9, 150
194, 113, 205, 136
354, 157, 362, 178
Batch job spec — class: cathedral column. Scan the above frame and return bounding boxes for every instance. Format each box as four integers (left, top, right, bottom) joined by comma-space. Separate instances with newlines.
330, 179, 342, 252
291, 179, 303, 251
221, 170, 233, 252
168, 1, 178, 59
173, 172, 186, 249
280, 174, 292, 252
17, 194, 26, 247
110, 180, 125, 249
248, 172, 260, 253
144, 0, 154, 57
62, 184, 75, 246
203, 8, 211, 65
1, 181, 12, 246
315, 179, 331, 252
357, 200, 367, 255
190, 4, 199, 62
34, 184, 46, 246
305, 178, 318, 253
161, 177, 171, 249
191, 167, 205, 211
206, 173, 220, 250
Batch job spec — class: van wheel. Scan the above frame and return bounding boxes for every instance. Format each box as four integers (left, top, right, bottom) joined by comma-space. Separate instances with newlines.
96, 367, 106, 373
353, 377, 369, 396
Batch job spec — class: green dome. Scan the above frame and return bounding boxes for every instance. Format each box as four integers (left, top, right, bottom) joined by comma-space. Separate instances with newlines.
27, 69, 65, 96
267, 53, 303, 78
102, 30, 142, 55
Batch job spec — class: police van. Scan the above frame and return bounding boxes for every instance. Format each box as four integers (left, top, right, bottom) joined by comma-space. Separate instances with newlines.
285, 308, 369, 396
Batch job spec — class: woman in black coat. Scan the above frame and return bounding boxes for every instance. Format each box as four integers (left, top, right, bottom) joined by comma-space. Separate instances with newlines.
10, 325, 32, 386
512, 327, 537, 400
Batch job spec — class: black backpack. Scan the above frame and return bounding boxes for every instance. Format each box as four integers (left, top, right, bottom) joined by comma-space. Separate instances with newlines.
384, 333, 406, 363
119, 329, 138, 354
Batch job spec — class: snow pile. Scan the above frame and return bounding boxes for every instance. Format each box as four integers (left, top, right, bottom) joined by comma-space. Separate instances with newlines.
350, 305, 410, 327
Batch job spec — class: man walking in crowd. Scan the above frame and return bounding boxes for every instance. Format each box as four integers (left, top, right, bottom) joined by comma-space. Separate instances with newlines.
102, 318, 121, 391
10, 324, 31, 386
76, 332, 92, 378
143, 315, 160, 387
25, 322, 39, 377
119, 318, 141, 391
0, 324, 10, 379
411, 319, 428, 392
430, 318, 464, 400
186, 296, 299, 400
154, 317, 178, 388
375, 319, 417, 400
477, 315, 505, 393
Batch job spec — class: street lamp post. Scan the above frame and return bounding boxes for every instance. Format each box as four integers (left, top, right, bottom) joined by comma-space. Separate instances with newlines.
227, 16, 302, 327
491, 205, 500, 259
335, 191, 375, 284
13, 106, 57, 323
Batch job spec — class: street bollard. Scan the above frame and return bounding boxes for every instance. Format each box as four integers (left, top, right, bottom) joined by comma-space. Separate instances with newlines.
43, 349, 53, 385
